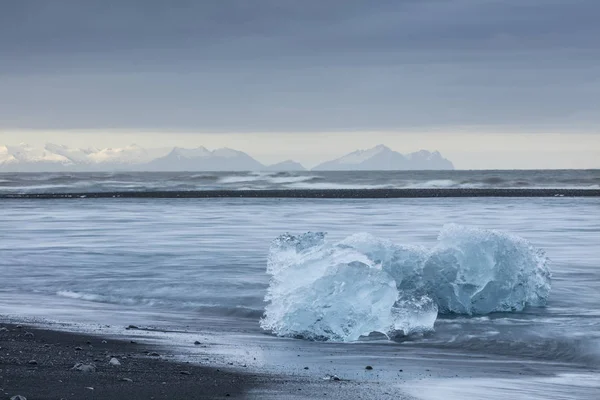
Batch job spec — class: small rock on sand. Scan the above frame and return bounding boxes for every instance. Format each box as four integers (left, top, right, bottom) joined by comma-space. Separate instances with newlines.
119, 377, 133, 382
149, 352, 160, 357
11, 396, 27, 400
102, 340, 107, 344
109, 358, 121, 366
24, 332, 34, 338
126, 325, 139, 330
194, 341, 201, 345
72, 363, 96, 373
28, 360, 38, 365
180, 371, 191, 375
0, 327, 9, 332
365, 365, 373, 370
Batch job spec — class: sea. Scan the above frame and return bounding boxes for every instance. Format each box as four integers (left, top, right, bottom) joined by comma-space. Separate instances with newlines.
1, 169, 599, 193
1, 170, 599, 399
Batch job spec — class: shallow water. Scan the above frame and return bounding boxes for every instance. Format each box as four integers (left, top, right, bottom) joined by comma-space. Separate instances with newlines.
1, 197, 599, 371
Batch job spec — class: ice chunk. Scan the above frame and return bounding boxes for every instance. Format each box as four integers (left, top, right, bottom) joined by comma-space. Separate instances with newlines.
261, 225, 550, 342
261, 232, 437, 341
423, 224, 551, 314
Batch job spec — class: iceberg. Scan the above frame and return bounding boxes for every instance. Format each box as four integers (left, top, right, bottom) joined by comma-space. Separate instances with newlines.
261, 232, 436, 341
423, 224, 551, 314
261, 225, 550, 342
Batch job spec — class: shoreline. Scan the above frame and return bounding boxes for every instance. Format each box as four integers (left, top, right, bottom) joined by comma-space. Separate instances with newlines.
0, 321, 416, 400
1, 188, 600, 199
2, 318, 598, 399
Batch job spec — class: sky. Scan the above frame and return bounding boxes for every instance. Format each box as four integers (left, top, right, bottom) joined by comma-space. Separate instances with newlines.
1, 0, 599, 169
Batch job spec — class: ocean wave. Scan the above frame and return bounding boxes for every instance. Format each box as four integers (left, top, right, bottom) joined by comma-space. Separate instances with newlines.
405, 179, 461, 188
268, 175, 318, 184
218, 173, 269, 184
261, 224, 551, 342
56, 290, 262, 319
428, 333, 600, 366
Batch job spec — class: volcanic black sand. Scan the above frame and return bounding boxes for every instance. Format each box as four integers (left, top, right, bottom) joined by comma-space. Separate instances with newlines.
1, 188, 600, 199
0, 323, 266, 399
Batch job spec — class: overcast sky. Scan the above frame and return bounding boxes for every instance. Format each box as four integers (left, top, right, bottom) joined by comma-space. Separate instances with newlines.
1, 0, 599, 168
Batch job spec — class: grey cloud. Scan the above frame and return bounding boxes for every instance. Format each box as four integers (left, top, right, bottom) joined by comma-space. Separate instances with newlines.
0, 0, 599, 131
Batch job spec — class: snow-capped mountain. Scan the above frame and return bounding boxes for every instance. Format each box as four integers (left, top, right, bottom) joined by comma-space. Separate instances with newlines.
312, 145, 454, 170
143, 147, 265, 171
264, 160, 306, 171
85, 144, 150, 165
0, 143, 74, 171
0, 143, 153, 171
0, 145, 19, 165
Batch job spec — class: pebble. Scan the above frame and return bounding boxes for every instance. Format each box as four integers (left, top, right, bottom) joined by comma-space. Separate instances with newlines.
102, 340, 107, 344
24, 332, 34, 338
10, 396, 27, 400
194, 341, 201, 345
120, 377, 133, 382
72, 363, 96, 373
0, 327, 9, 332
365, 365, 373, 370
74, 347, 83, 351
126, 325, 139, 330
180, 371, 191, 375
149, 352, 160, 357
109, 357, 121, 366
28, 360, 38, 365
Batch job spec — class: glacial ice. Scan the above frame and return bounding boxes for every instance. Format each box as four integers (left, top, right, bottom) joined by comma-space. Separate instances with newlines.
260, 224, 551, 342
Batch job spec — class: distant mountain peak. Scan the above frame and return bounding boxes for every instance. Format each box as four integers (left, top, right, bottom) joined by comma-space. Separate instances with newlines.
313, 145, 453, 171
373, 144, 391, 151
264, 160, 306, 171
170, 146, 211, 158
146, 146, 264, 171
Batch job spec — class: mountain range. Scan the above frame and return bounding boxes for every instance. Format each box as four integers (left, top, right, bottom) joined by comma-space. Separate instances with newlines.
0, 143, 454, 171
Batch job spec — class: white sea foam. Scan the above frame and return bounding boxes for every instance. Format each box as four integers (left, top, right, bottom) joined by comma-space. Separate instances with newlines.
261, 225, 551, 341
218, 173, 268, 184
267, 176, 316, 184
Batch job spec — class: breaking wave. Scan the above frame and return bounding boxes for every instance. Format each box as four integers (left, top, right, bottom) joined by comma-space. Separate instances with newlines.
261, 224, 551, 342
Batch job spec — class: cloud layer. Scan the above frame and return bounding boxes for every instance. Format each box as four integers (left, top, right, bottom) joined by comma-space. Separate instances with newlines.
1, 0, 599, 131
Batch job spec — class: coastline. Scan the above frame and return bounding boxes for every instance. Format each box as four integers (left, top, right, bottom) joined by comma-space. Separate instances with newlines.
0, 321, 417, 400
1, 188, 600, 199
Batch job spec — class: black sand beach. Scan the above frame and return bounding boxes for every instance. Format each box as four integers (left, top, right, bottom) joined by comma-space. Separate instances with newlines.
1, 188, 600, 199
0, 323, 262, 399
